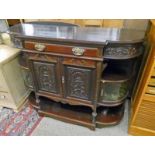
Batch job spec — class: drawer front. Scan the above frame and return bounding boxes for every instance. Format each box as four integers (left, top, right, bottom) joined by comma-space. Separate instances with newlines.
24, 41, 100, 57
151, 68, 155, 76
0, 92, 12, 105
62, 58, 96, 68
146, 86, 155, 95
0, 71, 8, 91
148, 77, 155, 86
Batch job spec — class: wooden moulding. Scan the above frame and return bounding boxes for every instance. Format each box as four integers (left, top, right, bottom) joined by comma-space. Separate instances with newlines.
96, 104, 125, 127
97, 98, 127, 107
104, 43, 144, 60
24, 41, 100, 58
29, 95, 95, 130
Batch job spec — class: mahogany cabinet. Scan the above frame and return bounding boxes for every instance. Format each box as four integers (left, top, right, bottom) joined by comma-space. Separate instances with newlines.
9, 23, 145, 130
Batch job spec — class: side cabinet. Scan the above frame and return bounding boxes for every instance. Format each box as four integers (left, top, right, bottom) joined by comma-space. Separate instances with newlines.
0, 45, 30, 111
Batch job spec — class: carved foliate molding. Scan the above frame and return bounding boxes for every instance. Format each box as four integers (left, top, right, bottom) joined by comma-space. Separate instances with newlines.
66, 67, 92, 100
104, 46, 142, 58
34, 62, 57, 93
28, 53, 57, 63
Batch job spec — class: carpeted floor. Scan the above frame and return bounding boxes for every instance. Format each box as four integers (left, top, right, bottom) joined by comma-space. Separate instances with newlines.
31, 100, 130, 136
0, 105, 42, 136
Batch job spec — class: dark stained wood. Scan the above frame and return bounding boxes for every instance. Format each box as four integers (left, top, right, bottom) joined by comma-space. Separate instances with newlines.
9, 23, 145, 47
63, 66, 95, 101
22, 49, 103, 62
62, 58, 96, 68
37, 91, 95, 109
30, 94, 95, 130
10, 23, 145, 130
24, 41, 100, 57
96, 105, 124, 127
7, 19, 22, 26
33, 61, 59, 94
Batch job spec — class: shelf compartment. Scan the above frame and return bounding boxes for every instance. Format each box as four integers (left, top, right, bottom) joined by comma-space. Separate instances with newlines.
148, 77, 155, 86
99, 63, 129, 106
29, 95, 95, 130
146, 86, 155, 95
97, 100, 125, 107
96, 104, 124, 127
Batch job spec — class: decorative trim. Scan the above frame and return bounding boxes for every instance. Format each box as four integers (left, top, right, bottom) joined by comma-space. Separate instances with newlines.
104, 46, 142, 58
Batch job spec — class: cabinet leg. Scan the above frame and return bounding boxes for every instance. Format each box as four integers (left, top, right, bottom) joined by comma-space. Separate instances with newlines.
92, 110, 97, 125
35, 95, 40, 109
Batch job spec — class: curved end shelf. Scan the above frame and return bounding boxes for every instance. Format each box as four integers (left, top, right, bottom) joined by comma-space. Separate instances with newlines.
97, 95, 127, 107
96, 104, 125, 127
101, 71, 129, 83
99, 70, 129, 105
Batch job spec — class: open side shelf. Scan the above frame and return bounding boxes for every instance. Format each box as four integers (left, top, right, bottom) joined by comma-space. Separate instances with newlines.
99, 63, 129, 106
96, 104, 125, 127
30, 95, 95, 130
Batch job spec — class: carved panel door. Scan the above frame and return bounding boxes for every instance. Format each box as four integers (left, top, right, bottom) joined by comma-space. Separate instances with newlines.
63, 65, 95, 101
33, 61, 59, 94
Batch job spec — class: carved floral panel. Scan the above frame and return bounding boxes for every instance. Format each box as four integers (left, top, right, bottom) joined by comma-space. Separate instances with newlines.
33, 61, 58, 93
64, 66, 94, 100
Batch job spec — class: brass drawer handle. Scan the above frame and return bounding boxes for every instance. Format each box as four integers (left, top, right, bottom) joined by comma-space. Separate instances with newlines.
34, 43, 46, 52
72, 47, 85, 56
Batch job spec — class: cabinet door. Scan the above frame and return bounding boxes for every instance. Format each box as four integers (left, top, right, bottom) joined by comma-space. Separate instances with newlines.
33, 61, 59, 94
64, 65, 95, 101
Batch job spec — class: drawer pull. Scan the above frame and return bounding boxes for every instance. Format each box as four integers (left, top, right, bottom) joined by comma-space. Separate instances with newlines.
34, 43, 46, 52
72, 47, 85, 56
0, 95, 6, 99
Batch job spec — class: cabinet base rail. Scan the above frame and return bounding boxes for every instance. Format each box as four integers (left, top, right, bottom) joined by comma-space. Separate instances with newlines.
29, 94, 124, 130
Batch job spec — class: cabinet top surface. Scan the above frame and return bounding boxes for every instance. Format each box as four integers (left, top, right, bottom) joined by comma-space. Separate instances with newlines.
0, 45, 20, 64
9, 23, 146, 46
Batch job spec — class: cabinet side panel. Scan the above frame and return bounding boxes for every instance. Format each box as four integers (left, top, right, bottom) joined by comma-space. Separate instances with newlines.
3, 56, 28, 105
0, 69, 9, 91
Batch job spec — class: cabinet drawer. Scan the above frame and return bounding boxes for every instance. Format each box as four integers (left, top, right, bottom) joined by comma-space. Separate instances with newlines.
24, 41, 100, 57
151, 68, 155, 76
148, 77, 155, 86
0, 71, 8, 91
0, 92, 12, 105
146, 86, 155, 95
62, 58, 96, 68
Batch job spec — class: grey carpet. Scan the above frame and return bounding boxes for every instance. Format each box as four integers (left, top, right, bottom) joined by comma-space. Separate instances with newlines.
32, 100, 129, 136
